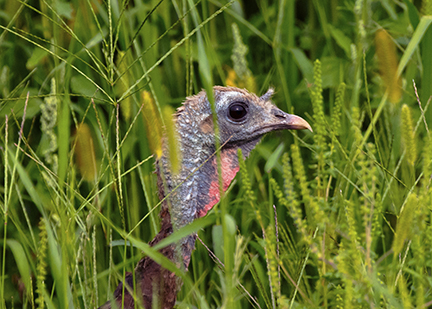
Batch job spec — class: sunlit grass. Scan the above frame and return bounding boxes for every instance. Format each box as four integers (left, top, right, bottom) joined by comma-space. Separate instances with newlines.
1, 1, 432, 308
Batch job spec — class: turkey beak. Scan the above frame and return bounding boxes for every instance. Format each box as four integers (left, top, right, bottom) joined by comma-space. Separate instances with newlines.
284, 114, 313, 132
272, 108, 313, 132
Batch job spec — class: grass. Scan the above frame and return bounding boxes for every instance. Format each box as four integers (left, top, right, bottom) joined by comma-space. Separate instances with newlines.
1, 0, 432, 308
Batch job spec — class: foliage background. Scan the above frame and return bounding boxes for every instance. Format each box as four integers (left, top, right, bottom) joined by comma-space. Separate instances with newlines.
1, 0, 432, 308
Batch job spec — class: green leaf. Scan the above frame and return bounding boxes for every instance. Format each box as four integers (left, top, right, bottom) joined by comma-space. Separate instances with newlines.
119, 232, 186, 279
0, 89, 43, 119
45, 220, 72, 307
224, 214, 236, 236
212, 225, 224, 262
4, 240, 32, 296
290, 47, 313, 82
70, 75, 98, 97
111, 240, 131, 247
153, 214, 216, 251
26, 48, 49, 69
54, 0, 74, 19
188, 0, 212, 91
7, 147, 45, 215
265, 143, 285, 173
328, 24, 352, 57
397, 16, 432, 77
403, 0, 420, 29
70, 75, 105, 100
381, 0, 398, 20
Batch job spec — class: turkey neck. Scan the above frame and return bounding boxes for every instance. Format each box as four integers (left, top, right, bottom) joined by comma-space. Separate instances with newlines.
156, 102, 261, 269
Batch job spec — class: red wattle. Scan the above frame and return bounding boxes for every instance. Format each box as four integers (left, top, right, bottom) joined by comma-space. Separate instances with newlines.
198, 149, 240, 217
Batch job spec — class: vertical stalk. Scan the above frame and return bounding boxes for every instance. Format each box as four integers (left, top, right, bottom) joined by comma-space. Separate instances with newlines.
421, 6, 432, 123
1, 116, 8, 308
273, 0, 291, 111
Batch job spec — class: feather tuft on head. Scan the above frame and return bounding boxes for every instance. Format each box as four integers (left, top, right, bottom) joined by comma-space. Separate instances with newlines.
259, 88, 274, 102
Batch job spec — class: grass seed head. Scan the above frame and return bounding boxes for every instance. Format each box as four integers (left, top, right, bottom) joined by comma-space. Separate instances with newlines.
141, 90, 163, 158
375, 29, 402, 104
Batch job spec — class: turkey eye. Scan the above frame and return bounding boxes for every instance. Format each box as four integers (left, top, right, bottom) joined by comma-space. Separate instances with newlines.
228, 103, 248, 122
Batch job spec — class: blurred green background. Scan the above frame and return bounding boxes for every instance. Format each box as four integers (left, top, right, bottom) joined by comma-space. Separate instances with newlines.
1, 0, 432, 308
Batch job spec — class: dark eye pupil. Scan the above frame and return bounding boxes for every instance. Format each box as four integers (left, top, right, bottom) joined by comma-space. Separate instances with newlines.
229, 104, 247, 121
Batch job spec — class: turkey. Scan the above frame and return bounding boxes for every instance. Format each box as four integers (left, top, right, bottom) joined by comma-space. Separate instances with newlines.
100, 86, 312, 309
